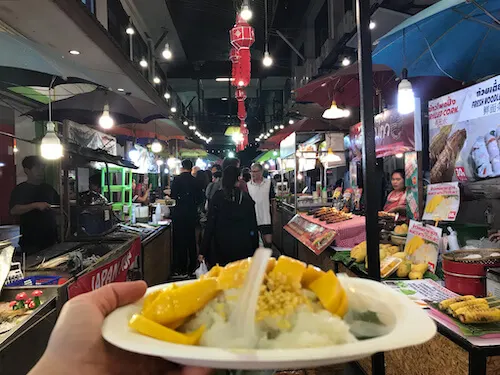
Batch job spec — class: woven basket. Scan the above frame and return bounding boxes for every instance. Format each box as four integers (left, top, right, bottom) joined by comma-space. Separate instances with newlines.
442, 249, 500, 265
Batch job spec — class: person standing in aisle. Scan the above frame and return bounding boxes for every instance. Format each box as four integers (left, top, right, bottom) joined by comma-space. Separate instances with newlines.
223, 157, 248, 192
9, 156, 60, 254
248, 163, 275, 249
170, 159, 203, 276
200, 166, 259, 266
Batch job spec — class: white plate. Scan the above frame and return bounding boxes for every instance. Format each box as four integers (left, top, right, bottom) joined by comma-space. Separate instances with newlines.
102, 278, 436, 370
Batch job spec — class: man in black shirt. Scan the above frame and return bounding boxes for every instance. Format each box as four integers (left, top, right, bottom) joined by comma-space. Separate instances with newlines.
9, 156, 60, 254
170, 159, 203, 276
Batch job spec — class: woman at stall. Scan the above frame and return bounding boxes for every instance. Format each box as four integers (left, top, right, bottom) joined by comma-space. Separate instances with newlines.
383, 169, 407, 217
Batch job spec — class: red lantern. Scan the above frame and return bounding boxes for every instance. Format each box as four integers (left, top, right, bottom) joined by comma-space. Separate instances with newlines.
235, 88, 247, 121
230, 15, 254, 88
229, 48, 240, 87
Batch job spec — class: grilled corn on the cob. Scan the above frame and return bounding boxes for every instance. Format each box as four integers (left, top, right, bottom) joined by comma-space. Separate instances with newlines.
447, 298, 488, 315
438, 295, 475, 310
458, 309, 500, 324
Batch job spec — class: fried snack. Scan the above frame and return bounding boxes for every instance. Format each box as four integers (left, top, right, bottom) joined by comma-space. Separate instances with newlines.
430, 125, 452, 165
430, 129, 467, 183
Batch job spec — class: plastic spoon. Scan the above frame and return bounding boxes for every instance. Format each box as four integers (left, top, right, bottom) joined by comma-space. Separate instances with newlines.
229, 247, 272, 348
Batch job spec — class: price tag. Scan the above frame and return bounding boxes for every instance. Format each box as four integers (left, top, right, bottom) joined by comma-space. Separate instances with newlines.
454, 167, 468, 181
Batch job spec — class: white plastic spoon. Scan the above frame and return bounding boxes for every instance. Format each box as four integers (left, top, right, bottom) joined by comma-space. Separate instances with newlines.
229, 247, 272, 348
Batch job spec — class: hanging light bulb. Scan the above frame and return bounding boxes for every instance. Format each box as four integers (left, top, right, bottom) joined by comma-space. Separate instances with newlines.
151, 138, 163, 153
41, 121, 63, 160
170, 107, 177, 113
232, 132, 244, 144
98, 104, 114, 129
398, 70, 415, 115
288, 119, 294, 125
269, 129, 274, 133
341, 57, 351, 66
183, 120, 189, 126
139, 58, 148, 68
126, 26, 135, 35
369, 21, 376, 30
162, 43, 173, 60
240, 4, 253, 21
13, 140, 18, 153
164, 92, 171, 100
262, 51, 273, 67
280, 124, 285, 129
323, 101, 348, 119
153, 76, 161, 84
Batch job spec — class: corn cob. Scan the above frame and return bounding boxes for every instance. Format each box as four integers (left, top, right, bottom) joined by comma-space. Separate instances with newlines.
447, 298, 488, 315
453, 303, 490, 317
438, 295, 475, 310
430, 125, 452, 165
458, 309, 500, 324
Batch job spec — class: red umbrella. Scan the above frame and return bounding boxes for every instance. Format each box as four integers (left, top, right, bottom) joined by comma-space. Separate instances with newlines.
294, 64, 396, 109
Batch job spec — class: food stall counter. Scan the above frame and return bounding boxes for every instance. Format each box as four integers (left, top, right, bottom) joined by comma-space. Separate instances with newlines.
332, 259, 500, 375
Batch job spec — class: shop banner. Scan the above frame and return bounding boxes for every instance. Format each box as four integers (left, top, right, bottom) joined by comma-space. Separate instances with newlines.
284, 214, 337, 255
429, 74, 500, 183
280, 132, 296, 159
67, 238, 141, 299
383, 279, 457, 308
422, 182, 460, 222
405, 151, 419, 220
404, 220, 442, 273
67, 121, 117, 155
349, 107, 419, 161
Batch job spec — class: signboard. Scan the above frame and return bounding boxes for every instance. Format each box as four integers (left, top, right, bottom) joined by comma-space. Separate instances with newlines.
349, 106, 420, 161
67, 238, 141, 298
429, 74, 500, 183
280, 132, 296, 159
284, 214, 337, 255
405, 151, 419, 220
422, 182, 460, 222
383, 279, 457, 308
404, 220, 442, 273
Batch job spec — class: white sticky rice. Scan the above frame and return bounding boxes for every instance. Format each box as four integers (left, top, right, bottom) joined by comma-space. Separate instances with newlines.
180, 288, 356, 349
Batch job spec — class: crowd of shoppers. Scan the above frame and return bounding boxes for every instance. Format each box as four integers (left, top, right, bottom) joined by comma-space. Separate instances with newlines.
168, 157, 275, 276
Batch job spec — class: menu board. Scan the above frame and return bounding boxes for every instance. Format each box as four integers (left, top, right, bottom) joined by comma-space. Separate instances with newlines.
422, 182, 460, 222
404, 220, 443, 273
383, 279, 457, 308
429, 74, 500, 183
284, 214, 337, 255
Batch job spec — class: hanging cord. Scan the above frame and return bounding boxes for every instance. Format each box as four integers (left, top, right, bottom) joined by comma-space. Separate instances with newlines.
264, 0, 269, 52
468, 0, 500, 26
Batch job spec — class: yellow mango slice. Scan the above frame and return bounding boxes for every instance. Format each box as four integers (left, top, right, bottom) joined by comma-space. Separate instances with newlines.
166, 316, 188, 330
142, 284, 178, 313
270, 256, 306, 285
217, 258, 251, 290
334, 289, 348, 318
202, 264, 222, 279
301, 265, 324, 288
308, 270, 344, 314
143, 278, 218, 325
129, 314, 205, 345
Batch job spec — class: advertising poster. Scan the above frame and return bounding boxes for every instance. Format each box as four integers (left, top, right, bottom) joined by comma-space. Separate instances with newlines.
284, 214, 337, 255
423, 182, 460, 221
404, 220, 443, 273
349, 108, 419, 161
383, 279, 457, 308
429, 74, 500, 183
405, 151, 419, 220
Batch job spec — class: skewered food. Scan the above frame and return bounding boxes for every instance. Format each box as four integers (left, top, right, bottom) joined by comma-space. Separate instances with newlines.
310, 207, 352, 223
430, 129, 467, 183
438, 296, 500, 324
438, 295, 475, 310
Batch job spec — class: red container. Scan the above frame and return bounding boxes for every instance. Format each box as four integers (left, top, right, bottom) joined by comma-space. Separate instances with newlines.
442, 250, 500, 297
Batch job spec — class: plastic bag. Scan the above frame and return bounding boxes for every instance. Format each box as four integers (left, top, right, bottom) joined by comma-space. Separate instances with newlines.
195, 260, 208, 279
